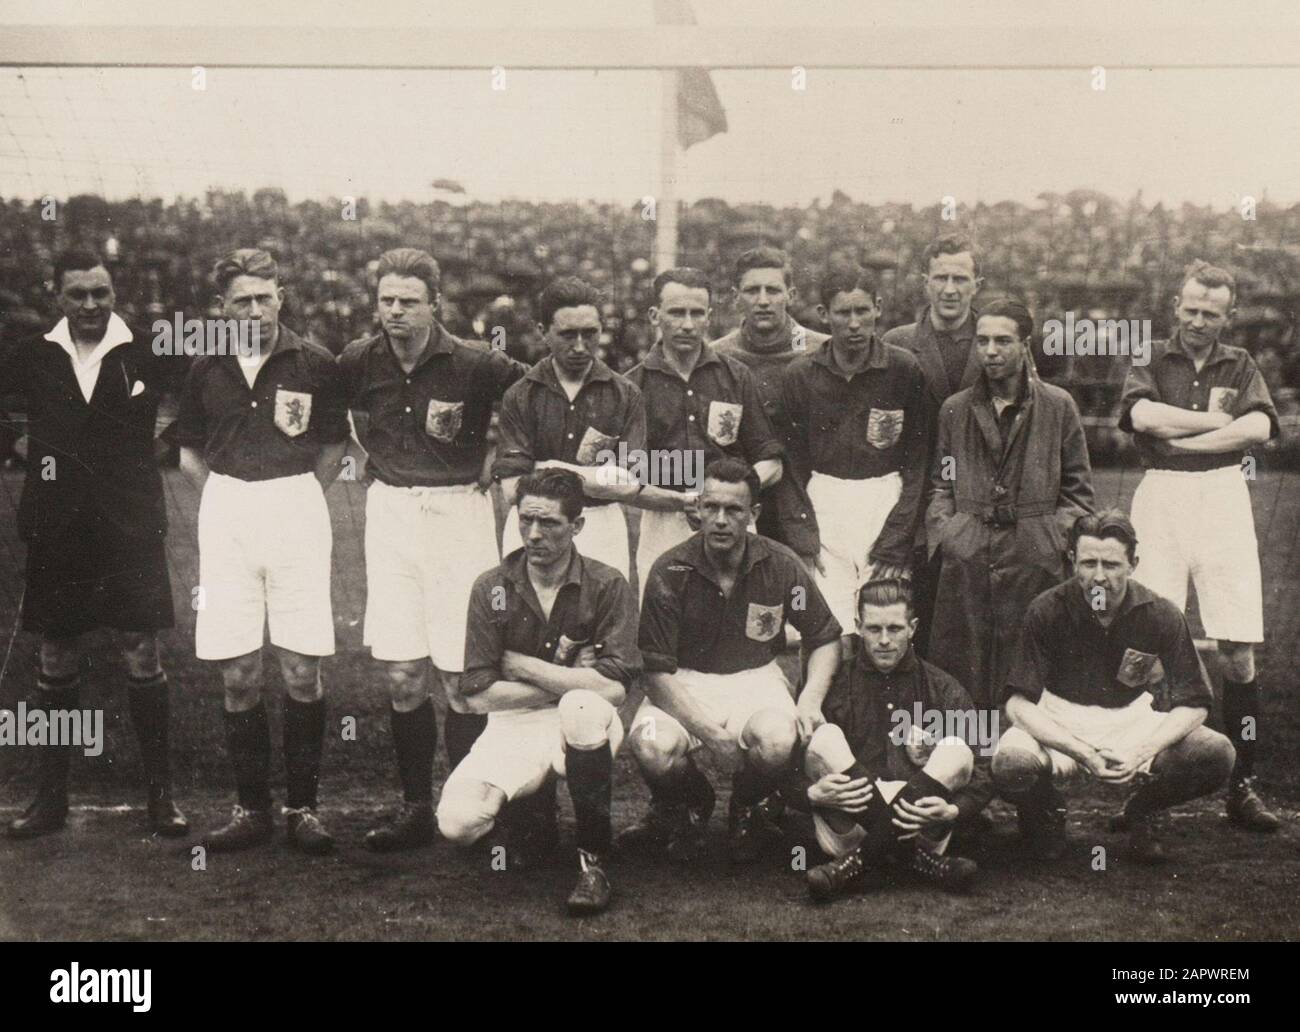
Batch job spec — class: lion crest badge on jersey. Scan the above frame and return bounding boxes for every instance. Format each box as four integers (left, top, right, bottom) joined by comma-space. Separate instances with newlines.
425, 399, 464, 443
867, 408, 905, 450
575, 425, 618, 466
745, 602, 784, 643
1116, 647, 1161, 689
707, 401, 743, 447
273, 389, 312, 437
1208, 386, 1239, 415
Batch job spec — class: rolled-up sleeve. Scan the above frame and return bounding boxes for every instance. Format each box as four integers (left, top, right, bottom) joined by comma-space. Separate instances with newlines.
312, 352, 350, 444
1117, 360, 1160, 434
491, 381, 535, 480
1003, 599, 1054, 705
461, 571, 506, 695
1235, 361, 1280, 440
1161, 610, 1214, 711
787, 555, 842, 650
737, 365, 784, 465
638, 562, 684, 674
590, 572, 642, 685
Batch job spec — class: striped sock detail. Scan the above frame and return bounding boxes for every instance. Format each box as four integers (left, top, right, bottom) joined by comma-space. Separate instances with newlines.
127, 670, 168, 690
36, 668, 81, 692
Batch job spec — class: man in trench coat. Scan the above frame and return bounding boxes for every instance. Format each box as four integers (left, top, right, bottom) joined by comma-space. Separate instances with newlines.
926, 298, 1094, 711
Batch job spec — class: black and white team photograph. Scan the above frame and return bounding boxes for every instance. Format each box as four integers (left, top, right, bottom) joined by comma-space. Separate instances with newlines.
0, 0, 1296, 985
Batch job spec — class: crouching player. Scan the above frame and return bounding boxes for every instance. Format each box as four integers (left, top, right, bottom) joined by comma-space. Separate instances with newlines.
991, 510, 1235, 863
802, 579, 983, 901
622, 458, 842, 865
436, 470, 639, 915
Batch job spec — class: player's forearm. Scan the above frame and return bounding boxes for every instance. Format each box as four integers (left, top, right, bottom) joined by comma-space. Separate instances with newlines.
505, 651, 626, 702
179, 446, 209, 491
1129, 399, 1227, 438
1167, 411, 1271, 452
1136, 705, 1207, 764
646, 672, 729, 744
462, 679, 557, 713
799, 641, 840, 712
314, 441, 348, 489
631, 485, 691, 512
545, 461, 643, 502
1005, 694, 1098, 765
754, 458, 782, 489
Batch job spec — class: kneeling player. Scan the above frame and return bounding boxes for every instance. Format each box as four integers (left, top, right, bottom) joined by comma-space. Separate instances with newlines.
802, 579, 983, 901
622, 458, 842, 864
991, 510, 1235, 863
436, 470, 639, 915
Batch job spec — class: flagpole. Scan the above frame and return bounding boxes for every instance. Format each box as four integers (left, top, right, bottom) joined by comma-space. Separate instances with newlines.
655, 67, 679, 273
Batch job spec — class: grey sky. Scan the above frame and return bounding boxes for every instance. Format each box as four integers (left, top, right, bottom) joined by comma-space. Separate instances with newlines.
2, 0, 1298, 208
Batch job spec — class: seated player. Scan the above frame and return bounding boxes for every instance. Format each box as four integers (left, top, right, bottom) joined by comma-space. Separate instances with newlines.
622, 458, 842, 865
436, 469, 640, 915
802, 579, 982, 902
991, 510, 1236, 863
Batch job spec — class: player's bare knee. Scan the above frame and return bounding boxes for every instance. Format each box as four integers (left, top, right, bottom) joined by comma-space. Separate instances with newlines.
278, 651, 322, 701
559, 689, 615, 750
991, 741, 1043, 796
220, 652, 263, 710
741, 708, 798, 769
1216, 640, 1255, 682
118, 632, 161, 678
39, 637, 82, 680
628, 717, 686, 776
381, 659, 429, 711
436, 782, 502, 846
925, 736, 974, 791
805, 723, 854, 779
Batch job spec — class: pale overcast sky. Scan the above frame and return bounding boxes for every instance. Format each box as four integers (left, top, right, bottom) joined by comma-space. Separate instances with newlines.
2, 0, 1298, 208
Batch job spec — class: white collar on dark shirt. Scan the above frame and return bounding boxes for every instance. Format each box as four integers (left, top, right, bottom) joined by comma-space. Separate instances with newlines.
44, 312, 134, 402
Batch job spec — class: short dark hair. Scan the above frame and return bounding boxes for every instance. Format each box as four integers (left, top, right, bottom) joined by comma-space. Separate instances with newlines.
376, 247, 441, 300
977, 296, 1034, 343
819, 266, 880, 308
734, 246, 792, 287
1069, 508, 1138, 563
652, 267, 713, 304
701, 457, 761, 505
857, 578, 915, 617
538, 276, 602, 330
923, 234, 980, 277
1180, 259, 1236, 307
212, 248, 279, 294
53, 248, 108, 291
516, 468, 585, 521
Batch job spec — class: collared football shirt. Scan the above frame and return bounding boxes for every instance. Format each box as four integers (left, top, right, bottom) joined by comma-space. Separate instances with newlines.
1119, 332, 1279, 473
174, 324, 348, 481
337, 323, 527, 488
639, 532, 841, 676
625, 341, 783, 491
1005, 577, 1212, 710
462, 547, 641, 696
492, 356, 646, 501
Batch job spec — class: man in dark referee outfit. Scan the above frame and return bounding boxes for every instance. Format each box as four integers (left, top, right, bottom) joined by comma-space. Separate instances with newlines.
0, 248, 187, 839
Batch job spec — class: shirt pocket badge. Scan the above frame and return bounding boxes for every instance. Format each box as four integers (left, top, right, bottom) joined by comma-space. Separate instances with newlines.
273, 388, 312, 437
866, 408, 905, 450
425, 399, 464, 443
575, 425, 618, 466
707, 400, 743, 447
1116, 647, 1161, 689
745, 601, 784, 642
1207, 386, 1238, 415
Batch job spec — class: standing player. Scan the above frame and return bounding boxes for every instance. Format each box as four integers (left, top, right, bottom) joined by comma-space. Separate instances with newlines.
2, 249, 186, 839
623, 459, 842, 864
437, 470, 639, 915
338, 248, 527, 851
495, 276, 644, 577
781, 267, 930, 647
713, 247, 829, 559
882, 235, 984, 650
927, 298, 1094, 708
992, 511, 1236, 862
626, 269, 785, 596
801, 579, 983, 901
1119, 261, 1281, 831
176, 248, 349, 854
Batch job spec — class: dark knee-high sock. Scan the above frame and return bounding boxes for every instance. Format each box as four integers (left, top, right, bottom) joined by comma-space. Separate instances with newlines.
567, 744, 613, 856
391, 698, 436, 804
224, 703, 272, 811
284, 696, 326, 809
858, 770, 951, 865
33, 670, 80, 799
127, 671, 172, 791
1222, 679, 1260, 779
444, 709, 487, 770
812, 760, 872, 836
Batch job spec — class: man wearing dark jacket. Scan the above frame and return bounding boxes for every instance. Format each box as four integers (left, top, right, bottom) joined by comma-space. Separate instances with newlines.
1, 248, 187, 840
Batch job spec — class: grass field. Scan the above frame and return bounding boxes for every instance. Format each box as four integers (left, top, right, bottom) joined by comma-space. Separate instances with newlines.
1, 466, 1298, 941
